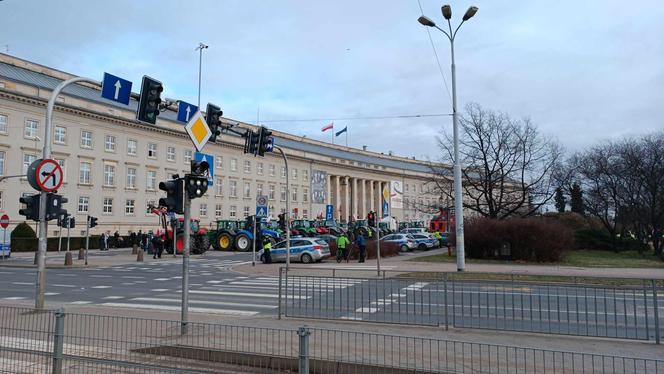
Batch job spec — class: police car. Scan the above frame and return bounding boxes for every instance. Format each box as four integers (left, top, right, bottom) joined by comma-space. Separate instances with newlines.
256, 238, 331, 264
380, 233, 418, 252
409, 233, 439, 250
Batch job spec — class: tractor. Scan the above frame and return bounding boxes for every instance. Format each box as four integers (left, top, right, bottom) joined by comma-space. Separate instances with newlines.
148, 205, 209, 255
292, 219, 318, 237
211, 217, 280, 251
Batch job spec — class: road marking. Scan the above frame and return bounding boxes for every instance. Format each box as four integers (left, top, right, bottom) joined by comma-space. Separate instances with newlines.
184, 290, 307, 299
102, 296, 124, 300
150, 289, 170, 292
121, 283, 135, 286
56, 273, 76, 276
91, 275, 113, 278
100, 303, 259, 316
92, 286, 112, 289
132, 297, 277, 309
11, 282, 32, 286
70, 301, 92, 304
340, 316, 363, 320
206, 281, 224, 284
154, 278, 170, 281
2, 297, 26, 300
52, 284, 76, 288
356, 307, 378, 313
121, 276, 144, 279
44, 292, 60, 296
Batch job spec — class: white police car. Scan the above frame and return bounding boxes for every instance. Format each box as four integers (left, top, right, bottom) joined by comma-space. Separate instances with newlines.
380, 233, 418, 252
409, 233, 439, 250
256, 238, 331, 263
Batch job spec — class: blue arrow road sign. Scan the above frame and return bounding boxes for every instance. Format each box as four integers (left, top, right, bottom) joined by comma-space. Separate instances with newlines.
177, 101, 198, 123
256, 206, 268, 218
325, 204, 334, 220
101, 73, 132, 105
194, 152, 214, 186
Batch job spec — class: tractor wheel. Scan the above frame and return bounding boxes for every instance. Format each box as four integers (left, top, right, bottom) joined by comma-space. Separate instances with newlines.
217, 232, 234, 251
235, 233, 251, 252
192, 235, 210, 254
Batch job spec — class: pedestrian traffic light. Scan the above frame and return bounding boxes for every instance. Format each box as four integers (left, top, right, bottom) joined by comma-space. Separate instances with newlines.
243, 130, 260, 155
205, 103, 223, 143
185, 175, 208, 199
190, 160, 210, 177
136, 75, 163, 125
46, 194, 67, 221
159, 178, 185, 214
19, 194, 40, 221
88, 216, 98, 228
68, 217, 75, 229
258, 126, 273, 157
368, 211, 376, 227
278, 213, 286, 230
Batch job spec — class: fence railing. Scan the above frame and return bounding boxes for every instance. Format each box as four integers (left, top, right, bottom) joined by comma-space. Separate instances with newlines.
0, 305, 662, 373
280, 267, 663, 343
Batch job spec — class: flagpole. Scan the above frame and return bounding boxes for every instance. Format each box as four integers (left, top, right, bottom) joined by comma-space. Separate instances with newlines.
345, 127, 348, 147
331, 128, 334, 145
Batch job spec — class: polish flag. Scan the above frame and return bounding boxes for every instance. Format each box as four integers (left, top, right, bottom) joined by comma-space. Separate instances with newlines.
321, 122, 334, 132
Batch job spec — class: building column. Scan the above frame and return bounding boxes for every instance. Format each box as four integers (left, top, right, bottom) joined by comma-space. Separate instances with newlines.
343, 176, 350, 223
360, 178, 366, 218
334, 175, 341, 221
369, 180, 375, 212
326, 174, 331, 206
351, 177, 358, 220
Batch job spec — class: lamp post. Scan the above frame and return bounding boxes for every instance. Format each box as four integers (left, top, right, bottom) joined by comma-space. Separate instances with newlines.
418, 5, 478, 272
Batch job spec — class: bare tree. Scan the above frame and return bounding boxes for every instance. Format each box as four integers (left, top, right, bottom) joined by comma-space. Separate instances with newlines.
430, 103, 562, 219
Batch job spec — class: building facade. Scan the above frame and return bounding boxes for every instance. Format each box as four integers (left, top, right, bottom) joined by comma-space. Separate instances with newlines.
0, 53, 449, 236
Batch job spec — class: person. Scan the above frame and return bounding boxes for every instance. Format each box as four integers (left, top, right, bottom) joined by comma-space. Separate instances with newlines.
113, 231, 120, 248
98, 232, 106, 251
151, 230, 164, 259
336, 232, 350, 263
129, 231, 137, 247
103, 231, 110, 251
355, 233, 366, 263
262, 236, 272, 264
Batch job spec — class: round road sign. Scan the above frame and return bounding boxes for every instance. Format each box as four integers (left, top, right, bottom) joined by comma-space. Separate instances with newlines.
0, 214, 8, 229
256, 195, 268, 206
35, 159, 64, 192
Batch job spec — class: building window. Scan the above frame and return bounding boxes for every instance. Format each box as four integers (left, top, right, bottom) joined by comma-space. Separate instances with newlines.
243, 182, 251, 198
126, 167, 136, 189
269, 164, 275, 176
216, 178, 224, 196
54, 126, 66, 144
303, 209, 308, 219
146, 170, 157, 190
280, 185, 286, 201
148, 143, 157, 158
303, 169, 308, 182
230, 158, 237, 172
292, 168, 297, 180
0, 151, 4, 176
257, 183, 263, 197
216, 156, 223, 169
303, 188, 308, 203
200, 203, 208, 217
24, 119, 38, 139
257, 162, 263, 175
103, 164, 115, 186
78, 196, 90, 213
0, 114, 7, 133
80, 130, 92, 148
215, 204, 223, 218
103, 197, 113, 214
55, 158, 66, 180
243, 160, 251, 173
229, 180, 237, 197
125, 199, 135, 214
167, 146, 176, 162
269, 185, 275, 200
184, 150, 192, 164
23, 154, 36, 174
292, 187, 298, 202
79, 161, 91, 184
281, 167, 286, 178
229, 205, 237, 218
105, 135, 116, 152
243, 206, 250, 218
127, 139, 137, 155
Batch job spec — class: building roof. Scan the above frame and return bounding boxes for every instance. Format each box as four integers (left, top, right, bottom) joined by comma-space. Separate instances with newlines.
0, 58, 448, 176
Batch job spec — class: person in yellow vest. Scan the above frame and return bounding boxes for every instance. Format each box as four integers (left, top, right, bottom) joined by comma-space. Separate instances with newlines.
336, 233, 350, 263
262, 236, 272, 264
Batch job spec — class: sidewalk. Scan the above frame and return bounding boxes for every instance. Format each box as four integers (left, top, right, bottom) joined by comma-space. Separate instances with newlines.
232, 248, 664, 279
0, 247, 186, 268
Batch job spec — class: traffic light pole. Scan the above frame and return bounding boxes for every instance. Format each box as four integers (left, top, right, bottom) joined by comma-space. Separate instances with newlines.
275, 146, 290, 270
58, 223, 62, 253
84, 216, 90, 266
252, 216, 257, 267
181, 193, 191, 335
376, 215, 381, 276
36, 76, 99, 309
66, 220, 70, 252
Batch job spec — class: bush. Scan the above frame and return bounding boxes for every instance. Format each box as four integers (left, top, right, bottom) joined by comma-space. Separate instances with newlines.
462, 217, 573, 262
11, 235, 104, 252
11, 222, 36, 239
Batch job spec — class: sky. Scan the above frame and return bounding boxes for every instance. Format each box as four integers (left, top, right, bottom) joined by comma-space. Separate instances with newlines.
1, 0, 662, 161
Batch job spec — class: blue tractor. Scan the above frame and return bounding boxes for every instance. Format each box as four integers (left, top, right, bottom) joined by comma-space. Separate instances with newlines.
232, 216, 281, 252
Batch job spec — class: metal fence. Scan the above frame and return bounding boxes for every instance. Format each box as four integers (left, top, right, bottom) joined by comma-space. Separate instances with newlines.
280, 268, 663, 343
0, 305, 662, 373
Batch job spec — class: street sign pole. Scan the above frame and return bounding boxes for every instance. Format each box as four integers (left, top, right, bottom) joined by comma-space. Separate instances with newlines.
2, 229, 6, 261
84, 216, 90, 266
172, 218, 177, 258
66, 219, 70, 252
376, 216, 381, 276
252, 216, 257, 267
181, 193, 191, 335
37, 76, 99, 309
58, 223, 62, 253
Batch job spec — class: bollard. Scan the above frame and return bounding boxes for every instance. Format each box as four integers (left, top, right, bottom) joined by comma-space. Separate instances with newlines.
77, 248, 85, 260
132, 244, 138, 255
137, 250, 144, 262
64, 252, 73, 266
52, 308, 65, 374
297, 326, 310, 374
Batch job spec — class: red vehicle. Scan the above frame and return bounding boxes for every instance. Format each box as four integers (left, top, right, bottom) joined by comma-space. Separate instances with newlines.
429, 207, 453, 234
148, 205, 210, 255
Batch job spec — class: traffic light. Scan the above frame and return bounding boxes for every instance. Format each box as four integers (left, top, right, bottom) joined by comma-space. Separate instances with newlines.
190, 160, 210, 177
136, 75, 163, 125
368, 211, 376, 227
19, 194, 40, 221
88, 216, 98, 228
68, 217, 76, 229
243, 130, 260, 156
278, 213, 286, 230
46, 194, 67, 221
205, 103, 223, 143
258, 126, 273, 157
159, 178, 185, 214
185, 175, 208, 199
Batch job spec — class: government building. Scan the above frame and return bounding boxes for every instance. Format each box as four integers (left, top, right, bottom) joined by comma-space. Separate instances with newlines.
0, 53, 450, 236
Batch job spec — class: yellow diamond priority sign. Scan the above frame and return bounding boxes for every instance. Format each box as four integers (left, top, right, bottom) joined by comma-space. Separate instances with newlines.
184, 110, 211, 152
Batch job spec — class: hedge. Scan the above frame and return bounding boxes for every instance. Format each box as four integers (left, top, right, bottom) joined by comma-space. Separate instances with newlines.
10, 235, 128, 252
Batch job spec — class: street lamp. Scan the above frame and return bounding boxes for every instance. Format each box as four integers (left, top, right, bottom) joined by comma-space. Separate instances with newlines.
418, 4, 478, 272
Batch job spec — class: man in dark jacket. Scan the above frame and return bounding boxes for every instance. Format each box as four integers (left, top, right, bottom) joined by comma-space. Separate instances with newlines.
355, 233, 367, 263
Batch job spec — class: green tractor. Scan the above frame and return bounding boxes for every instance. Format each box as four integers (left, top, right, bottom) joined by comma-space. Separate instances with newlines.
210, 220, 241, 251
292, 219, 318, 237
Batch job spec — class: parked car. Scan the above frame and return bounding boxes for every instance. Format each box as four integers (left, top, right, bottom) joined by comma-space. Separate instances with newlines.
256, 238, 331, 263
381, 233, 417, 252
400, 228, 427, 235
409, 233, 439, 250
